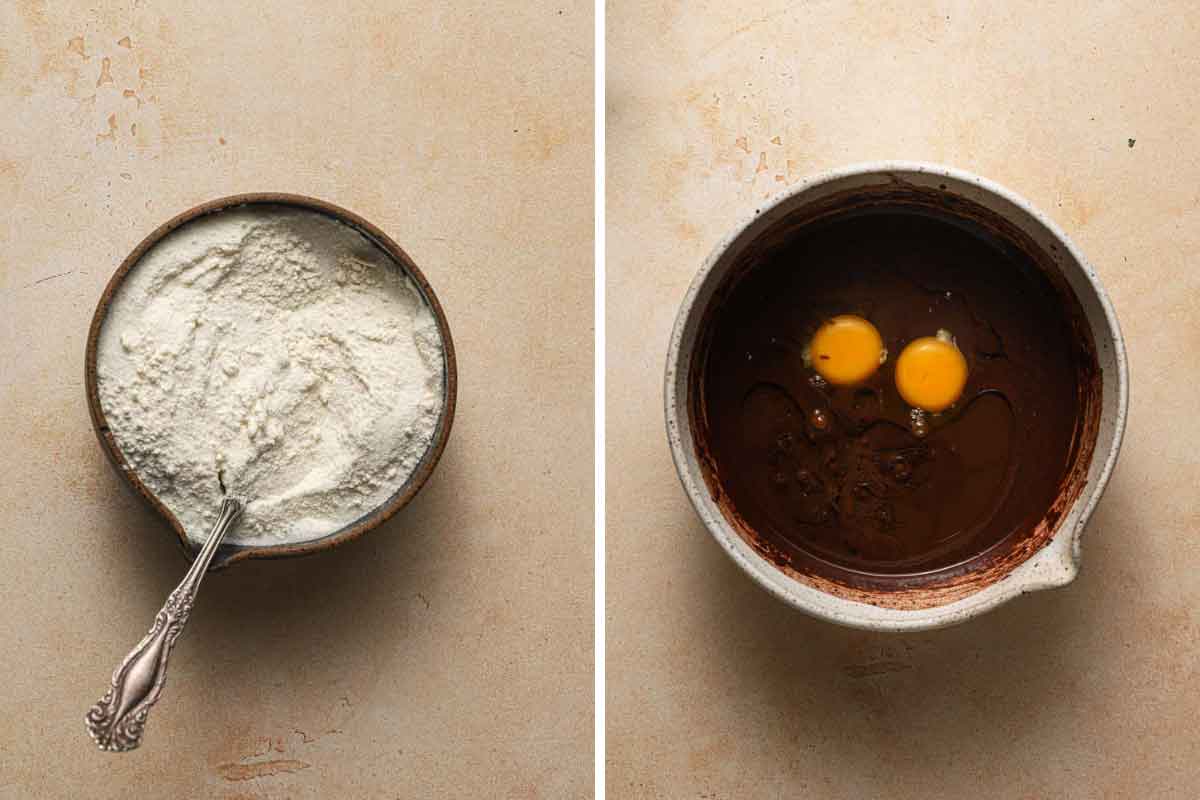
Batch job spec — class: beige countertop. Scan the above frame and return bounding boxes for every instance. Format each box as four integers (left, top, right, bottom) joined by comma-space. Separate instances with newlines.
608, 2, 1198, 797
0, 1, 592, 797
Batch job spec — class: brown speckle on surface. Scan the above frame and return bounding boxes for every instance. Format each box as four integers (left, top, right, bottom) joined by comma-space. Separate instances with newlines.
734, 134, 749, 153
117, 35, 132, 49
519, 122, 570, 162
1128, 137, 1136, 148
216, 760, 311, 782
0, 158, 19, 187
67, 35, 88, 59
95, 112, 117, 143
96, 56, 113, 87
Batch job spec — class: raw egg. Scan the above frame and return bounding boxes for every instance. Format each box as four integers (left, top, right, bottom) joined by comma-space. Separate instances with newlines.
806, 314, 885, 385
894, 330, 968, 412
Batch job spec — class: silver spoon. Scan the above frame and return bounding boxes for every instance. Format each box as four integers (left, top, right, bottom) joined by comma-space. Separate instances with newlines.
85, 496, 244, 751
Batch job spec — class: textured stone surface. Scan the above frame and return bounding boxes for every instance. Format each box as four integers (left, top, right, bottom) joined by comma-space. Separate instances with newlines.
607, 2, 1199, 797
0, 2, 592, 797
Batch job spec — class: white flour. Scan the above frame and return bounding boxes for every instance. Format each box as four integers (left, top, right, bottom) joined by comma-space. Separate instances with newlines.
96, 205, 446, 545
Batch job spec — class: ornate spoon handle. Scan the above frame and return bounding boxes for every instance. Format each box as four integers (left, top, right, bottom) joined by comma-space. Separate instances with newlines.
86, 497, 243, 751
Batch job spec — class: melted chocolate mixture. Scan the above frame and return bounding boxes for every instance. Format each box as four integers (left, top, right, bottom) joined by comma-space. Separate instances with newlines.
698, 209, 1083, 577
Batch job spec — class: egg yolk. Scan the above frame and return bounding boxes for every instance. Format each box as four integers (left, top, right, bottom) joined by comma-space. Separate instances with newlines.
807, 315, 885, 385
894, 333, 968, 412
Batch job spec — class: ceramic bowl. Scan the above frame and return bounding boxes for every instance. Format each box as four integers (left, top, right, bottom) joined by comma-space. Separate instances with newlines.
85, 193, 457, 569
665, 162, 1127, 631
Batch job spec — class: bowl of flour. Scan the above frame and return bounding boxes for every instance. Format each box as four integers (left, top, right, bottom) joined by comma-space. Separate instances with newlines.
86, 194, 456, 567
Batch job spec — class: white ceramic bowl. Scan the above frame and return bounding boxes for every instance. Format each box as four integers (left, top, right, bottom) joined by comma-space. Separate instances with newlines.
665, 162, 1128, 631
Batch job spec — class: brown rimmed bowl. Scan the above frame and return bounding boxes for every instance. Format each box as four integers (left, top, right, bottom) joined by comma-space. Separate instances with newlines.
85, 193, 457, 570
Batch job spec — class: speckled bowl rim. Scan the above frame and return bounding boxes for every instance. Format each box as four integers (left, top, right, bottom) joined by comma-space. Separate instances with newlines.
85, 193, 457, 570
665, 162, 1129, 631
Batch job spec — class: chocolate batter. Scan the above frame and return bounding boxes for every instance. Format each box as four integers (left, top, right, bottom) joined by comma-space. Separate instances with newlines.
696, 208, 1089, 579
